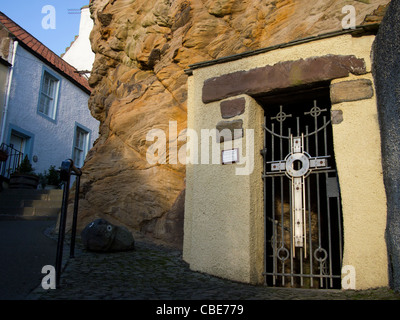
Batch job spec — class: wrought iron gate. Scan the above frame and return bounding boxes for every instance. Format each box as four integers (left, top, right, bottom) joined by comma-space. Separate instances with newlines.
262, 95, 343, 289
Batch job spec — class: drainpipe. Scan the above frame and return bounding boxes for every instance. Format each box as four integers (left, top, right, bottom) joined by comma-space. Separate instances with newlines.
0, 40, 18, 145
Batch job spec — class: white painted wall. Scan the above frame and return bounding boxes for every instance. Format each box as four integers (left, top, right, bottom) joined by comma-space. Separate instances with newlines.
4, 45, 99, 175
62, 6, 95, 73
0, 63, 8, 128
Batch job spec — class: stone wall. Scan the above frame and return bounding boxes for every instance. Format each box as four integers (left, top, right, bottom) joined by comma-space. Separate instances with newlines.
78, 0, 390, 248
372, 0, 400, 293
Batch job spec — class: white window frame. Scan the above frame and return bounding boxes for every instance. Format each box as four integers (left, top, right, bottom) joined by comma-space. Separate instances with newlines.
72, 123, 91, 168
37, 68, 60, 121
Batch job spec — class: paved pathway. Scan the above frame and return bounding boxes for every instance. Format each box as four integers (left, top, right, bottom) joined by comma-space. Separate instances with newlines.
0, 220, 57, 300
27, 226, 400, 301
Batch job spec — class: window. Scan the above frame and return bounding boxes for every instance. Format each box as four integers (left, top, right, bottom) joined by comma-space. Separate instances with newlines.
72, 125, 90, 168
38, 70, 59, 120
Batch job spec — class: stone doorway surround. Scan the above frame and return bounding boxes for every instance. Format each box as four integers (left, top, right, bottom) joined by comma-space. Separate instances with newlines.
183, 27, 388, 290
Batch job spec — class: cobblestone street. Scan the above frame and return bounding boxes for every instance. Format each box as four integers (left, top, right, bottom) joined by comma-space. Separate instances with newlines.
27, 226, 400, 301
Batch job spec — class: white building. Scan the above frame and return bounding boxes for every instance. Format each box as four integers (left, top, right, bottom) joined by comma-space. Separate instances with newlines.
0, 11, 99, 180
61, 5, 95, 76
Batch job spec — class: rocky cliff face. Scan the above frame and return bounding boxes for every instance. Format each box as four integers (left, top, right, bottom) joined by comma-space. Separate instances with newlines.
72, 0, 389, 248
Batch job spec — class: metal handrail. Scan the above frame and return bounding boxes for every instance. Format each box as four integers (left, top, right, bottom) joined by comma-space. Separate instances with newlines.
0, 143, 24, 179
55, 159, 82, 288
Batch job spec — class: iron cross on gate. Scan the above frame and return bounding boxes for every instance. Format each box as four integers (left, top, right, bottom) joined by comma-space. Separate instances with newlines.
268, 105, 330, 258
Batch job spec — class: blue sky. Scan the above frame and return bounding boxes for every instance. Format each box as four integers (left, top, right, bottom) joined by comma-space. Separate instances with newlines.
1, 0, 90, 56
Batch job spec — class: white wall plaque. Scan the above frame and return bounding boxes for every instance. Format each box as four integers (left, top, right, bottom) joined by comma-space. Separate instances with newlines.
222, 148, 239, 164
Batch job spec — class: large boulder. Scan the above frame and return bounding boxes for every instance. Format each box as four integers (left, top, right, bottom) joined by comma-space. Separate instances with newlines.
81, 218, 135, 252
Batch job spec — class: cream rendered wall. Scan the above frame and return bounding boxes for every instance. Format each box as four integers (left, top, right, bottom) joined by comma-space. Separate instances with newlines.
183, 93, 264, 284
184, 34, 388, 289
183, 75, 195, 263
331, 73, 388, 289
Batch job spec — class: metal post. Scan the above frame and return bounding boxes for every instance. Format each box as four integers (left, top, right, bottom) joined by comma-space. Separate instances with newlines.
55, 177, 70, 288
55, 159, 82, 287
70, 172, 81, 258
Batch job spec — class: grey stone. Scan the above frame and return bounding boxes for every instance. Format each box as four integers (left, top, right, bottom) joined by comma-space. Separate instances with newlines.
330, 79, 374, 104
331, 110, 343, 124
372, 0, 400, 293
220, 97, 246, 119
81, 219, 135, 252
216, 119, 244, 143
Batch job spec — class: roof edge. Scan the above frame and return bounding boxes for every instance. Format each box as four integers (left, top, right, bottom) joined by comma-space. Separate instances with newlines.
0, 11, 91, 94
16, 40, 92, 95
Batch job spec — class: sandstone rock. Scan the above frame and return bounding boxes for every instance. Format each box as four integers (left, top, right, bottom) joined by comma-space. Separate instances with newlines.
81, 218, 135, 252
72, 0, 390, 249
362, 4, 389, 25
330, 79, 374, 104
220, 98, 246, 119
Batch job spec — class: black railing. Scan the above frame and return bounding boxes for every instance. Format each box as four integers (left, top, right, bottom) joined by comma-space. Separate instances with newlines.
0, 143, 24, 179
55, 159, 82, 288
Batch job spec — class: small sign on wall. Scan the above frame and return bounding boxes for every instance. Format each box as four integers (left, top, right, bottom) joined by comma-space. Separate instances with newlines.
222, 148, 239, 165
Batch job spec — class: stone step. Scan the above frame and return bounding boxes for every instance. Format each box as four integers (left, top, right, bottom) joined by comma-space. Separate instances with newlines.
23, 199, 62, 208
0, 189, 63, 201
0, 199, 24, 208
0, 188, 63, 220
0, 203, 61, 212
0, 199, 62, 208
0, 206, 60, 217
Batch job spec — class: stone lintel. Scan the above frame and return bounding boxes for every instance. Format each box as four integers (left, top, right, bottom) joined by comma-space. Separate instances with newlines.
202, 55, 367, 104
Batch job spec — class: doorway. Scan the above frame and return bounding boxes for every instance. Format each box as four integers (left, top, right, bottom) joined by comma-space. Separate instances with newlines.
259, 86, 343, 289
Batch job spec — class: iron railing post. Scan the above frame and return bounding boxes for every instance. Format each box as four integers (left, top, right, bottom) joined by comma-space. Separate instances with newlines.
55, 171, 70, 288
55, 159, 81, 288
0, 143, 24, 179
70, 167, 82, 258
